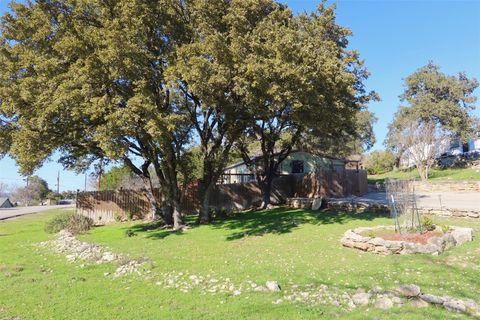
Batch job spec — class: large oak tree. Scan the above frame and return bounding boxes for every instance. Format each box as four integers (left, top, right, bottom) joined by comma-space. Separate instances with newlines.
0, 0, 189, 228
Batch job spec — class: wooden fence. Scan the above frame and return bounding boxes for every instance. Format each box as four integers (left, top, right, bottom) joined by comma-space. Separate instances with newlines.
77, 169, 367, 223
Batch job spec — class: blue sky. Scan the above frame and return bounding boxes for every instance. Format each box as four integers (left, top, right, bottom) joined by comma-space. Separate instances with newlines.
0, 0, 479, 192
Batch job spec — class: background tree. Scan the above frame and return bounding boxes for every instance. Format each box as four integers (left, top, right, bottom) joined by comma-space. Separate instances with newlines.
11, 175, 49, 205
0, 182, 8, 197
393, 119, 446, 180
400, 62, 478, 140
365, 150, 396, 175
386, 63, 478, 175
101, 166, 134, 191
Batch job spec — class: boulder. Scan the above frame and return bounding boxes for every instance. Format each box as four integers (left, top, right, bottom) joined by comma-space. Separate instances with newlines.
464, 299, 480, 316
419, 294, 446, 305
375, 296, 393, 309
265, 281, 281, 292
396, 284, 421, 298
311, 197, 323, 210
410, 298, 429, 308
352, 292, 371, 306
443, 299, 467, 313
450, 227, 473, 245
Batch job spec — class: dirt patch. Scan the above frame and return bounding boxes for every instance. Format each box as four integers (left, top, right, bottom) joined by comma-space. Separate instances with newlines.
381, 231, 442, 244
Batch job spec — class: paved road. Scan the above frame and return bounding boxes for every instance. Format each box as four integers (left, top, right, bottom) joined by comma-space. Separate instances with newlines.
361, 192, 479, 210
0, 205, 74, 220
415, 192, 479, 210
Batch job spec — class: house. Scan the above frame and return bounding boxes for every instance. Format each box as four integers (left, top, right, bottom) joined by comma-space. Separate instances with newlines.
400, 136, 480, 168
468, 138, 480, 152
222, 151, 347, 184
0, 197, 14, 208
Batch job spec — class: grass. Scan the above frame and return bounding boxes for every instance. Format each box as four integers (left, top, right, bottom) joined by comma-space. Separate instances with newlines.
1, 208, 479, 319
368, 167, 480, 183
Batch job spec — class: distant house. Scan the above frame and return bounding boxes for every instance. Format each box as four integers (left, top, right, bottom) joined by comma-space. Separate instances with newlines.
400, 136, 480, 168
222, 151, 347, 184
0, 197, 14, 208
468, 138, 480, 152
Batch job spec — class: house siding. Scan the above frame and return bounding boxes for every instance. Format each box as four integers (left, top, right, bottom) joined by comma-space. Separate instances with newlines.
224, 152, 346, 177
280, 151, 345, 174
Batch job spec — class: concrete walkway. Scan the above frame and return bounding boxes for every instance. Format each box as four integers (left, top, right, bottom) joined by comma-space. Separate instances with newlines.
0, 204, 74, 220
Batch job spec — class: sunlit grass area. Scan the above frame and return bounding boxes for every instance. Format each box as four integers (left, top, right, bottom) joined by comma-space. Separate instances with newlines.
0, 208, 478, 319
368, 167, 480, 183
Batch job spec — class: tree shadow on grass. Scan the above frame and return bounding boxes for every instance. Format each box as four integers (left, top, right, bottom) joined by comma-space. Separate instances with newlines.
213, 207, 386, 241
123, 221, 194, 240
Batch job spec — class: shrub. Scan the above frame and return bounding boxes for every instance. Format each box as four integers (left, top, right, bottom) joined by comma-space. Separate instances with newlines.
367, 231, 376, 238
44, 213, 73, 234
68, 214, 94, 235
421, 215, 435, 231
440, 224, 450, 233
365, 150, 396, 175
45, 213, 94, 235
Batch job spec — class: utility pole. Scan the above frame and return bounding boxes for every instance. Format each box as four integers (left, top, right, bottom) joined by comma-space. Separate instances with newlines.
56, 171, 60, 193
84, 173, 87, 191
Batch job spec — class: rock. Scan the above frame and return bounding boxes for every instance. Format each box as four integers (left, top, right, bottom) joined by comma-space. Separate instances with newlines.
391, 296, 404, 305
265, 281, 281, 292
375, 296, 393, 309
444, 299, 467, 313
396, 284, 421, 297
464, 299, 480, 316
369, 286, 383, 295
352, 292, 371, 306
419, 294, 446, 305
253, 285, 268, 292
410, 298, 429, 308
311, 197, 323, 210
450, 227, 473, 245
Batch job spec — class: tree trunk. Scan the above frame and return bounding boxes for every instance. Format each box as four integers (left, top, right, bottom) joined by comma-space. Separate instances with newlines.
416, 163, 427, 181
198, 181, 213, 224
143, 181, 162, 221
171, 199, 183, 230
260, 177, 273, 209
161, 199, 173, 225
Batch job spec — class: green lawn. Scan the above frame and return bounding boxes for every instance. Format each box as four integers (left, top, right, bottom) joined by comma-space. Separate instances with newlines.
1, 208, 479, 319
368, 167, 480, 183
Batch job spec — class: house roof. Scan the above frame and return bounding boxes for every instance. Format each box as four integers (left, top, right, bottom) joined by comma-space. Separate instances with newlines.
0, 197, 11, 205
224, 150, 348, 170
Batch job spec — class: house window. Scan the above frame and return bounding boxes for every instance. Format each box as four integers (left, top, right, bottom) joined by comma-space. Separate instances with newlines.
291, 160, 304, 174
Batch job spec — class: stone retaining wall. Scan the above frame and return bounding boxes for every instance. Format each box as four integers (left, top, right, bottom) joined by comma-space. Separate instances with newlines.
418, 208, 480, 219
369, 181, 480, 193
341, 226, 473, 255
413, 181, 480, 192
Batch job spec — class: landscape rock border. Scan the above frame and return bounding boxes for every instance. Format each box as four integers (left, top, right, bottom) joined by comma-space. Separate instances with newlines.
38, 230, 147, 277
36, 232, 480, 316
341, 225, 473, 255
352, 284, 480, 316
